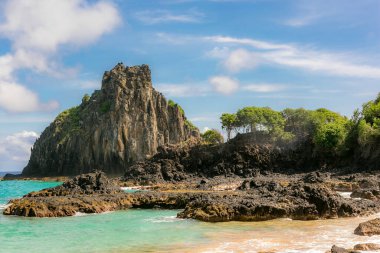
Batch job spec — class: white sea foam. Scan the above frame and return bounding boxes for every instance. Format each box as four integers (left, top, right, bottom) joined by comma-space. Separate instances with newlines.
337, 191, 352, 199
0, 204, 10, 210
145, 215, 183, 223
120, 186, 140, 190
74, 211, 114, 217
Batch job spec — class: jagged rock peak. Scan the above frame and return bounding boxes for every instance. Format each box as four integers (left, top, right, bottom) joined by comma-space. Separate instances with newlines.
101, 63, 152, 91
22, 63, 199, 177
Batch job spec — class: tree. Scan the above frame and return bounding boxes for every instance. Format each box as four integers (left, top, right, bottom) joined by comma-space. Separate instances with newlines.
314, 122, 347, 150
220, 113, 237, 141
236, 107, 264, 133
82, 94, 90, 103
282, 108, 313, 139
201, 129, 224, 144
260, 107, 285, 134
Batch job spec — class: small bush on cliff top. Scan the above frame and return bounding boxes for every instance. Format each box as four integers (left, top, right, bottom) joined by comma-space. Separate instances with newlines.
201, 129, 224, 144
168, 99, 185, 116
54, 106, 82, 144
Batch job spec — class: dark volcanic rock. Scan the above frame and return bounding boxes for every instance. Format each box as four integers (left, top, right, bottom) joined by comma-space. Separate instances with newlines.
302, 172, 327, 183
26, 171, 122, 197
22, 63, 199, 177
177, 182, 379, 222
4, 173, 380, 222
354, 218, 380, 236
124, 134, 320, 183
351, 189, 380, 200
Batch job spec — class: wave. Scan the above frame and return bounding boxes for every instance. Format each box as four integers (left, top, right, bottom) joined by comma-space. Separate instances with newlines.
0, 204, 10, 210
145, 215, 184, 223
337, 191, 362, 200
74, 211, 114, 217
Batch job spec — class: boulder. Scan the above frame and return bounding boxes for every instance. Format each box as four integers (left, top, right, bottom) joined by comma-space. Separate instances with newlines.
354, 218, 380, 236
354, 243, 380, 251
331, 245, 349, 253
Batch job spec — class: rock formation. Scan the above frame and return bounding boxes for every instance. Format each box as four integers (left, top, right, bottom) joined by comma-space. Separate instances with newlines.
22, 63, 199, 176
4, 172, 379, 221
354, 218, 380, 236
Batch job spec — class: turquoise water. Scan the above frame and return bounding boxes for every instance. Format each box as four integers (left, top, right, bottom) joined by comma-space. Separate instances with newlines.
0, 180, 225, 253
0, 180, 62, 206
1, 180, 380, 253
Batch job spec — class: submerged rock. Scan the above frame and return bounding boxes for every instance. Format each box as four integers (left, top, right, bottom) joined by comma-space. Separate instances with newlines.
331, 245, 349, 253
354, 218, 380, 236
329, 245, 360, 253
354, 243, 380, 251
22, 63, 199, 177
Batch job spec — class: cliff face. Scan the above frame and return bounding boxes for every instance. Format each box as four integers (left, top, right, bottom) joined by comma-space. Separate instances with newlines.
22, 63, 199, 176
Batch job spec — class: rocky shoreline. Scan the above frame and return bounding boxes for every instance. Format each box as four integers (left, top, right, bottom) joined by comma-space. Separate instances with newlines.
4, 171, 380, 223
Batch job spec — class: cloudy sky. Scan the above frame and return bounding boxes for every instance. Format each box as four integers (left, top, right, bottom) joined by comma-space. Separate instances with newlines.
0, 0, 379, 172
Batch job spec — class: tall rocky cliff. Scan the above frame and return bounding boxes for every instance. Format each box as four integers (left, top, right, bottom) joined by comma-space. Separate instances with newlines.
22, 63, 199, 176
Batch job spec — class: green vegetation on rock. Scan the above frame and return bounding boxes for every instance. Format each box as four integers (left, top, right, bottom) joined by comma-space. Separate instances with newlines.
168, 99, 197, 131
82, 94, 90, 103
54, 106, 82, 144
168, 99, 185, 116
220, 113, 237, 141
99, 100, 112, 114
219, 93, 380, 158
201, 129, 224, 144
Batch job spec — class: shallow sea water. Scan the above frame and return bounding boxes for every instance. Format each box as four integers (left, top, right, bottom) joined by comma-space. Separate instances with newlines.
1, 180, 380, 253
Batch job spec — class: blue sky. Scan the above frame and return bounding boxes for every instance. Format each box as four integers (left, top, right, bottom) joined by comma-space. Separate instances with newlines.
0, 0, 379, 172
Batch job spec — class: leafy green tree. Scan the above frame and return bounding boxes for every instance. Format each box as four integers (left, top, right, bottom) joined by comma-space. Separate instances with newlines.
201, 129, 224, 144
236, 107, 264, 133
260, 107, 285, 134
220, 113, 237, 141
282, 108, 313, 140
362, 93, 380, 127
314, 122, 347, 150
353, 93, 380, 147
309, 108, 348, 152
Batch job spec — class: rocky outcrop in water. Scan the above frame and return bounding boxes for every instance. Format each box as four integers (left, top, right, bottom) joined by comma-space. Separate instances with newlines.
22, 63, 198, 176
354, 218, 380, 236
4, 172, 379, 221
177, 180, 378, 222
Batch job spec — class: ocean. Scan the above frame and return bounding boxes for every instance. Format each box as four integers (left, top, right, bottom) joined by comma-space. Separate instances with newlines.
1, 180, 380, 253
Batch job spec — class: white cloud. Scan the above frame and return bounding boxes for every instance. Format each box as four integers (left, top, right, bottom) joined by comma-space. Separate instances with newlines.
209, 76, 239, 95
0, 0, 121, 113
284, 13, 324, 27
135, 9, 203, 24
0, 131, 39, 162
223, 48, 258, 72
205, 35, 380, 79
242, 83, 286, 93
205, 35, 294, 51
0, 82, 59, 112
157, 80, 289, 97
201, 127, 210, 133
156, 83, 210, 97
0, 0, 120, 53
